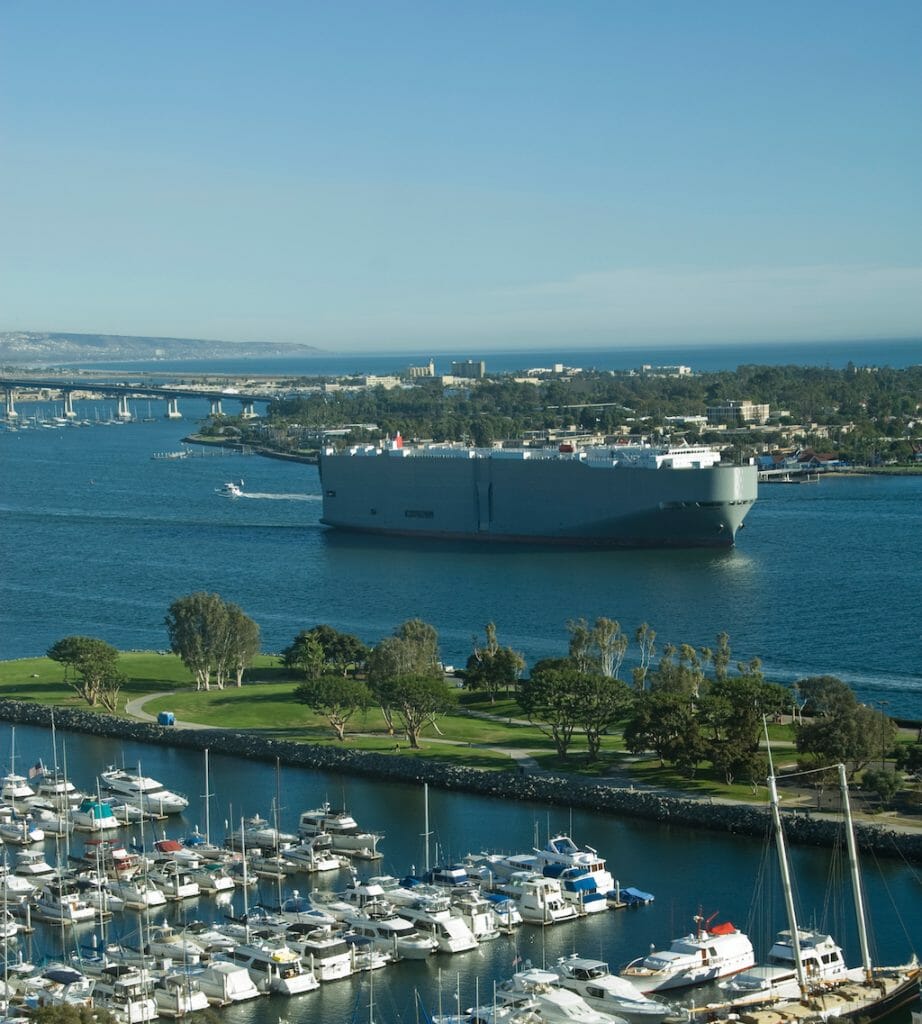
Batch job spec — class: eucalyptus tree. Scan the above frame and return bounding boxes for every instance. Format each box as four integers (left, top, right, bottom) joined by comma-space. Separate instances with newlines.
465, 622, 525, 702
46, 635, 123, 712
294, 675, 372, 741
165, 592, 259, 690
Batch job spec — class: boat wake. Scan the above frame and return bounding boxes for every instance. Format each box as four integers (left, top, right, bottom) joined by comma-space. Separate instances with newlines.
235, 492, 320, 501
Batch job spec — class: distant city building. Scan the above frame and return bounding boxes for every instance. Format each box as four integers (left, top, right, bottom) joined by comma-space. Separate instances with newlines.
406, 359, 436, 378
450, 359, 486, 379
706, 400, 770, 426
641, 364, 692, 377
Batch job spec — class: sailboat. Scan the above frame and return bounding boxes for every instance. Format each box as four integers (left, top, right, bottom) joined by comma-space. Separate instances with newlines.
708, 746, 919, 1024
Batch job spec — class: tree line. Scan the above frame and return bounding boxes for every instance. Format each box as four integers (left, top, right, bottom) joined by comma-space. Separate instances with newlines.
45, 598, 913, 789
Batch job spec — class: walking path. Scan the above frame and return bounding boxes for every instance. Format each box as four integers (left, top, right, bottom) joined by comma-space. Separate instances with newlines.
123, 693, 922, 833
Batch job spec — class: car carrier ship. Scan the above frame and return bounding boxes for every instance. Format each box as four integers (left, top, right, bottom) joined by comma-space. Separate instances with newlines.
318, 435, 757, 548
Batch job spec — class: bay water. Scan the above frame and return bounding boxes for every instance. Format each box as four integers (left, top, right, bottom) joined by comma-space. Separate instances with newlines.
0, 388, 920, 1022
0, 398, 919, 716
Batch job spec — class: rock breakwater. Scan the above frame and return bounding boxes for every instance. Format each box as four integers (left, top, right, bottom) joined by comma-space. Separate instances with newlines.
1, 699, 918, 862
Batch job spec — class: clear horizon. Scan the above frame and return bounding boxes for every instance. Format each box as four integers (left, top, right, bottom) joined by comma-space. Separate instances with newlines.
2, 2, 920, 348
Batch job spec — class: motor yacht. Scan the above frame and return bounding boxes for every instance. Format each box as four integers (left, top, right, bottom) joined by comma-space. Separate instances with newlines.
338, 900, 438, 960
497, 967, 625, 1023
449, 889, 501, 942
31, 768, 86, 808
493, 872, 578, 925
189, 861, 236, 893
99, 766, 189, 814
553, 955, 673, 1024
183, 960, 261, 1004
148, 861, 200, 900
285, 834, 350, 873
146, 923, 208, 965
718, 928, 849, 1006
17, 964, 95, 1012
13, 849, 54, 878
31, 878, 98, 924
0, 811, 44, 845
71, 798, 120, 832
620, 914, 755, 993
152, 968, 211, 1017
216, 481, 244, 498
80, 961, 158, 1023
283, 923, 356, 982
227, 938, 320, 995
297, 802, 383, 858
109, 876, 168, 910
533, 834, 615, 896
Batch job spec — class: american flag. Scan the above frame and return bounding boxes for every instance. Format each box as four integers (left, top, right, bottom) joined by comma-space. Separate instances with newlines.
28, 762, 43, 779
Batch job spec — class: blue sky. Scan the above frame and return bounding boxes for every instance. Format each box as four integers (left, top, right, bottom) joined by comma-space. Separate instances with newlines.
1, 1, 919, 351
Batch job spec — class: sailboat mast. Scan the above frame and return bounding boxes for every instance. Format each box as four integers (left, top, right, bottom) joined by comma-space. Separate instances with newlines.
765, 723, 809, 999
838, 762, 873, 981
203, 749, 211, 845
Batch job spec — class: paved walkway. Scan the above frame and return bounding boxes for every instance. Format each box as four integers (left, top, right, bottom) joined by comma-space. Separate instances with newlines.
123, 691, 214, 731
122, 693, 922, 833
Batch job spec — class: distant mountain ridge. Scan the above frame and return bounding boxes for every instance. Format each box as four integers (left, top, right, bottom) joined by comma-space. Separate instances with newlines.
0, 331, 325, 365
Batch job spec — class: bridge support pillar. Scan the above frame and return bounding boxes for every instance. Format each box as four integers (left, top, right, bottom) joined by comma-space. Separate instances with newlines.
117, 395, 133, 421
4, 389, 17, 419
165, 398, 182, 419
62, 391, 77, 419
209, 398, 224, 417
240, 401, 258, 419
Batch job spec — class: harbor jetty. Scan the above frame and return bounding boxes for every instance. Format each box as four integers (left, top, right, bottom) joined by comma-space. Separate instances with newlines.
0, 699, 919, 864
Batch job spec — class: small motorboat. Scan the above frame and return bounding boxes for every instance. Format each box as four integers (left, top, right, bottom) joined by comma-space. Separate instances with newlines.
216, 481, 244, 497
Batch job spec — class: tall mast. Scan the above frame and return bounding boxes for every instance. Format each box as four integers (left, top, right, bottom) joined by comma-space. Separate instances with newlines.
838, 762, 873, 981
765, 721, 809, 1000
241, 817, 250, 943
203, 749, 212, 845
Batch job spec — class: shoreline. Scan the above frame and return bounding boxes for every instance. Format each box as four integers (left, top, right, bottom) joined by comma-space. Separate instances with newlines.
1, 699, 919, 863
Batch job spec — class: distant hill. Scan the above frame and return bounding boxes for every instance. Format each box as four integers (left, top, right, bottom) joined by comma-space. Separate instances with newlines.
0, 331, 325, 365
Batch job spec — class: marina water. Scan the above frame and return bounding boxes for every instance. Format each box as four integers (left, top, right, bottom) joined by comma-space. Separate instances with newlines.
1, 398, 920, 716
2, 721, 920, 1024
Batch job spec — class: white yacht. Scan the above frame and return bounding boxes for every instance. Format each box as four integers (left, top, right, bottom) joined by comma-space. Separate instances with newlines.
13, 849, 55, 878
620, 915, 755, 993
283, 923, 356, 982
718, 928, 849, 1006
31, 878, 98, 924
148, 861, 200, 900
285, 834, 350, 873
224, 813, 297, 852
18, 964, 95, 1013
109, 876, 167, 910
216, 481, 244, 497
339, 901, 438, 960
297, 803, 383, 858
553, 955, 673, 1024
189, 861, 235, 893
494, 872, 578, 925
449, 889, 501, 942
71, 798, 120, 832
0, 772, 35, 806
147, 924, 208, 965
184, 960, 261, 1004
31, 768, 86, 808
0, 812, 44, 845
99, 766, 189, 814
227, 938, 320, 995
80, 962, 158, 1023
152, 968, 210, 1017
533, 834, 615, 896
497, 967, 626, 1023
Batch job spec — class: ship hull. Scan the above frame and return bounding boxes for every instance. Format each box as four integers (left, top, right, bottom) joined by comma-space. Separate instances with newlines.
319, 451, 757, 548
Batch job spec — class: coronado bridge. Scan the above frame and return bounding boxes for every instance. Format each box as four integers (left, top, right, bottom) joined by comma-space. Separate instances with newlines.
0, 375, 275, 421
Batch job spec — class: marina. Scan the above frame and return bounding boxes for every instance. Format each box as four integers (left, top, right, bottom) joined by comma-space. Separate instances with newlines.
0, 722, 915, 1023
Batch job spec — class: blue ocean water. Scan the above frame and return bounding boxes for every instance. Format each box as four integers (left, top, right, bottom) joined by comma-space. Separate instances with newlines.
62, 336, 922, 376
1, 396, 920, 718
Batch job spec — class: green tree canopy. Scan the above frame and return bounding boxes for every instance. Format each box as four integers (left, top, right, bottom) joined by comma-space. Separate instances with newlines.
465, 623, 525, 702
372, 674, 456, 748
294, 675, 372, 741
165, 592, 259, 690
518, 659, 585, 758
46, 635, 122, 712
